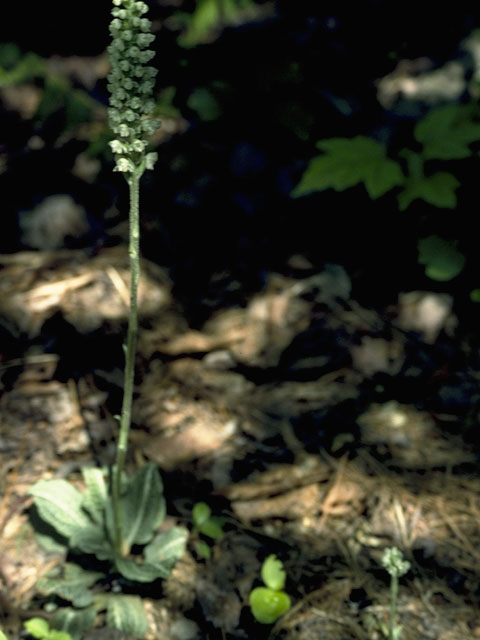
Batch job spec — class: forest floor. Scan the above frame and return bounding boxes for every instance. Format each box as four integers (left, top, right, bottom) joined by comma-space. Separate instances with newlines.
1, 246, 480, 640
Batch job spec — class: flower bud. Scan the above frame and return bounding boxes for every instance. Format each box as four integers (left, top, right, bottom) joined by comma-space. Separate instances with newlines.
136, 33, 155, 47
127, 46, 140, 59
133, 2, 149, 15
138, 50, 155, 64
129, 97, 143, 110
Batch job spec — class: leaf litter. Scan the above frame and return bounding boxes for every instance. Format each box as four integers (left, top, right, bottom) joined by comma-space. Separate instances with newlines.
1, 251, 480, 639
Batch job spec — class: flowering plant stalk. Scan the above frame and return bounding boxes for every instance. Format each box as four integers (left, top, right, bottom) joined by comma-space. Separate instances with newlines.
26, 9, 186, 634
380, 547, 410, 640
107, 0, 159, 556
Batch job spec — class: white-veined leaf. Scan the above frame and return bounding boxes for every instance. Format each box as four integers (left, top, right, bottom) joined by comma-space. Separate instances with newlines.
36, 563, 102, 608
28, 479, 91, 539
70, 523, 114, 560
114, 557, 170, 582
144, 527, 188, 572
106, 595, 148, 638
121, 463, 165, 552
81, 467, 108, 525
50, 606, 96, 640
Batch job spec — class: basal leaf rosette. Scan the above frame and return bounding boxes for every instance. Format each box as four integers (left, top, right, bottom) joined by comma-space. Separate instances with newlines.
107, 0, 159, 175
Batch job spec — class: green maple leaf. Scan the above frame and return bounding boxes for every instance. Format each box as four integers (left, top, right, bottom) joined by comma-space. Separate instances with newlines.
292, 136, 404, 199
415, 104, 480, 160
398, 172, 459, 210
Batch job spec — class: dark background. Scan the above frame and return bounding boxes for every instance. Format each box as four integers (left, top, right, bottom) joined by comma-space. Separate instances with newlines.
2, 0, 480, 324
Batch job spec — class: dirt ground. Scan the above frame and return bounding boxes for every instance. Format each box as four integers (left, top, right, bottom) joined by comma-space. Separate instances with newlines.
1, 247, 480, 639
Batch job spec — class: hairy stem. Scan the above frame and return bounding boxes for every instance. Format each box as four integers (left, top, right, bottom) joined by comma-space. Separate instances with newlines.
113, 170, 140, 556
389, 574, 398, 640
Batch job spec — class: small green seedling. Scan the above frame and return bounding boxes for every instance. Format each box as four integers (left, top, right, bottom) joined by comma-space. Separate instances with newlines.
249, 555, 291, 624
24, 618, 73, 640
191, 502, 224, 559
379, 547, 410, 640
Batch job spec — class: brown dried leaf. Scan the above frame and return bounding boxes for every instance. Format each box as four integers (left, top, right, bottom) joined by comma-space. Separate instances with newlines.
232, 483, 321, 521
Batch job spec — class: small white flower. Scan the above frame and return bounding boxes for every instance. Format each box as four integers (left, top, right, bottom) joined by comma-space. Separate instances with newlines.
115, 157, 135, 173
132, 139, 146, 152
109, 139, 127, 154
145, 153, 157, 170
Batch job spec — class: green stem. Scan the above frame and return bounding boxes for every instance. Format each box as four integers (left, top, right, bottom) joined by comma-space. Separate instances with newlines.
405, 149, 424, 182
113, 169, 140, 557
389, 574, 398, 640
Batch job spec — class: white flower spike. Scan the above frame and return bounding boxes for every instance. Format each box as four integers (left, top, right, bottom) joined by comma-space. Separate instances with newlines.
107, 0, 159, 176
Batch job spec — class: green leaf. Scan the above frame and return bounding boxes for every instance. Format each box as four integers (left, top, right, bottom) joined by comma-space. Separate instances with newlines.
47, 631, 72, 640
36, 563, 102, 608
178, 0, 220, 48
106, 595, 148, 638
192, 502, 211, 527
144, 527, 188, 571
49, 607, 96, 640
28, 480, 91, 539
0, 48, 44, 88
194, 539, 211, 559
69, 523, 114, 560
415, 104, 480, 160
115, 527, 187, 582
30, 507, 69, 554
187, 87, 221, 121
81, 468, 108, 525
261, 555, 286, 591
470, 289, 480, 302
292, 136, 404, 199
0, 42, 21, 68
417, 235, 465, 281
365, 156, 404, 198
0, 631, 8, 640
249, 587, 291, 624
24, 618, 50, 639
156, 86, 182, 119
398, 172, 459, 210
199, 517, 224, 540
121, 463, 165, 553
114, 557, 169, 582
178, 0, 256, 48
